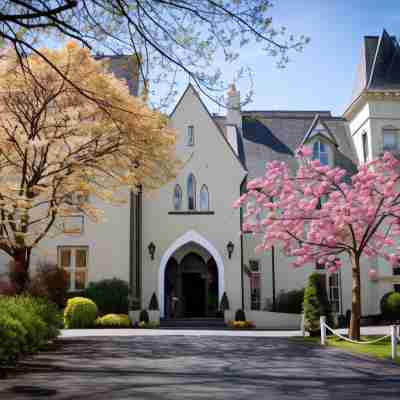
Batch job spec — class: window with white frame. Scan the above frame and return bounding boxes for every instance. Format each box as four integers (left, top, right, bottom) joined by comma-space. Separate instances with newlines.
249, 259, 261, 310
312, 140, 329, 165
58, 246, 88, 290
383, 128, 399, 152
199, 185, 209, 211
328, 272, 340, 313
187, 125, 195, 146
173, 184, 182, 210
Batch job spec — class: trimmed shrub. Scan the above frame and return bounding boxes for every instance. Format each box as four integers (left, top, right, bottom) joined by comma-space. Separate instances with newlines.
64, 297, 98, 329
276, 289, 304, 314
235, 309, 246, 322
96, 314, 131, 328
148, 292, 159, 311
0, 295, 61, 366
0, 314, 27, 364
4, 297, 48, 351
381, 291, 400, 321
219, 292, 230, 311
303, 273, 332, 335
28, 261, 69, 308
84, 278, 129, 315
139, 309, 149, 323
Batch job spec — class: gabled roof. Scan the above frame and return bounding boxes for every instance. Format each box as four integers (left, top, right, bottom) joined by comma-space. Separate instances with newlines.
300, 114, 338, 147
351, 29, 400, 103
241, 111, 357, 179
170, 84, 247, 171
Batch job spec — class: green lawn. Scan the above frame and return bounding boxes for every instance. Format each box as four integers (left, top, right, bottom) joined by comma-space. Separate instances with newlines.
294, 335, 400, 365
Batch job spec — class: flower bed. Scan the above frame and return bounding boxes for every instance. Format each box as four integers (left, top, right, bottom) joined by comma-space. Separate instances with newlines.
134, 321, 160, 329
227, 320, 255, 329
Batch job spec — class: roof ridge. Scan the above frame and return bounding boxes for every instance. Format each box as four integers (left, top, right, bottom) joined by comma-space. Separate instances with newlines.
300, 114, 338, 146
367, 29, 396, 89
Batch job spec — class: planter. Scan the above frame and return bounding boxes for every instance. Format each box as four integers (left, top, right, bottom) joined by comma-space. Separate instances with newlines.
129, 310, 160, 326
148, 310, 160, 324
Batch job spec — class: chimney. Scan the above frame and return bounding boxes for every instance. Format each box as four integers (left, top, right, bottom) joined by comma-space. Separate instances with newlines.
226, 84, 242, 130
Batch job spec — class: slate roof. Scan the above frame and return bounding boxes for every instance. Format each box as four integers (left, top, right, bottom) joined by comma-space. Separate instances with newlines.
213, 111, 358, 180
351, 30, 400, 103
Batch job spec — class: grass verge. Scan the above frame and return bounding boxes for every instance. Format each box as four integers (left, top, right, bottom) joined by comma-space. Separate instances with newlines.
293, 335, 400, 365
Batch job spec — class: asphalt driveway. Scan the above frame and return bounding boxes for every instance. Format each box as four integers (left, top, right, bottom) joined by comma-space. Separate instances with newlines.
0, 335, 399, 399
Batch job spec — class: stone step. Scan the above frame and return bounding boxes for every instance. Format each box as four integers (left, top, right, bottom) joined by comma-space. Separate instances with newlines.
160, 318, 226, 328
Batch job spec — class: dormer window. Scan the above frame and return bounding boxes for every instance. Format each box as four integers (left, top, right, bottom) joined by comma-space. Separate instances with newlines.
383, 128, 398, 152
187, 125, 194, 146
312, 140, 329, 165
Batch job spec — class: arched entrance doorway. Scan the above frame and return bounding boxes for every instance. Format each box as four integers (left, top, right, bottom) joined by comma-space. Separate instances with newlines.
165, 252, 219, 318
159, 230, 225, 318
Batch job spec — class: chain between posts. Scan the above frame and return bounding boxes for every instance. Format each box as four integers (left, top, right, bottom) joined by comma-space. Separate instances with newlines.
319, 316, 398, 360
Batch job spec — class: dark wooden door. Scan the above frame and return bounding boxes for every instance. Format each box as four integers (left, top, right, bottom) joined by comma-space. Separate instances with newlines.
183, 273, 205, 317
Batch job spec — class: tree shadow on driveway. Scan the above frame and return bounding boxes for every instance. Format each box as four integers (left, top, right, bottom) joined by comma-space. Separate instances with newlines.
0, 336, 399, 399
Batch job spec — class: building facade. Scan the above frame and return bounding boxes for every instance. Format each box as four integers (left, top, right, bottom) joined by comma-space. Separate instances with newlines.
2, 30, 400, 322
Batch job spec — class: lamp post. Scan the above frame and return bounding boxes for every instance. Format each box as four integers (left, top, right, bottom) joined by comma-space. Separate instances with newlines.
148, 242, 156, 260
227, 241, 234, 259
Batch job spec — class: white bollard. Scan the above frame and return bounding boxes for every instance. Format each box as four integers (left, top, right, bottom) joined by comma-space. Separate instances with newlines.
320, 316, 326, 345
391, 325, 398, 360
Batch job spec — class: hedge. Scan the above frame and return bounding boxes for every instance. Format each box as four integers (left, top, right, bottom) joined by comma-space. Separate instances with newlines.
84, 279, 129, 315
0, 295, 62, 366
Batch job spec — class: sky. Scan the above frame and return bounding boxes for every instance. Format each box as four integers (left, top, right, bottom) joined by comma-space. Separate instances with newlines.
200, 0, 400, 116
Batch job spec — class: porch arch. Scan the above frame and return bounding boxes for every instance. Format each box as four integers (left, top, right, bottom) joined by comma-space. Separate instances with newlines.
159, 230, 225, 317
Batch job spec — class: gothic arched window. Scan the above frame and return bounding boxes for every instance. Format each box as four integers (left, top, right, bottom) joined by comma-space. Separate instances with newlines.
173, 184, 182, 210
187, 174, 196, 210
200, 185, 209, 211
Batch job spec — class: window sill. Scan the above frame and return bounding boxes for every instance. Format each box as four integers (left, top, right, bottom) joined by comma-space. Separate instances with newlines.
168, 211, 215, 215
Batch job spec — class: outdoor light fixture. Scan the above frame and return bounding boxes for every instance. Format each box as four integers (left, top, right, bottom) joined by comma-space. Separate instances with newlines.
227, 241, 234, 259
148, 242, 156, 260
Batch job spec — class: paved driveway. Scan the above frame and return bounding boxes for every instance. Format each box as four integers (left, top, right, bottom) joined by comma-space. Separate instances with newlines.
0, 335, 399, 399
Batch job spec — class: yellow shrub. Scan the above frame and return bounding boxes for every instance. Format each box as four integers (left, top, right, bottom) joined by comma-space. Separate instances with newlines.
64, 297, 98, 329
96, 314, 131, 328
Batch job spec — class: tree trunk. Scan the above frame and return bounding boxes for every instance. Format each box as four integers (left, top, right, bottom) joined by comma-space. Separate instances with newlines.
349, 254, 361, 340
11, 248, 31, 293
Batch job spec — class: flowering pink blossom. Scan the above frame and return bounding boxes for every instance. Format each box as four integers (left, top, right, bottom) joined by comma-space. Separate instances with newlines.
235, 149, 400, 339
235, 149, 400, 271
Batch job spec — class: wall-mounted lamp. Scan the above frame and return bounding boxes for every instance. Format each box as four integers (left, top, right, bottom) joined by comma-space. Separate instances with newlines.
227, 241, 234, 259
148, 242, 156, 260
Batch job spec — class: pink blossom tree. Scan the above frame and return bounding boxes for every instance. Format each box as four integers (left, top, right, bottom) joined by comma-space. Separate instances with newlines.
235, 147, 400, 339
